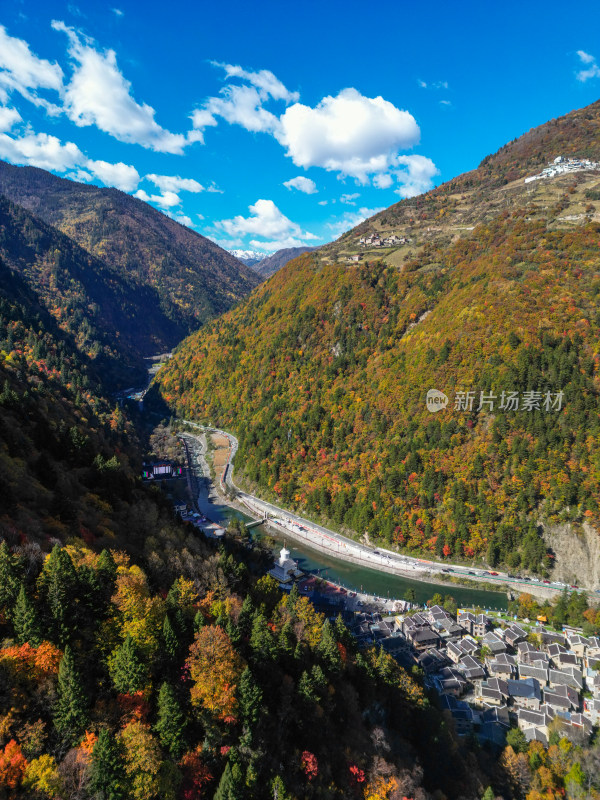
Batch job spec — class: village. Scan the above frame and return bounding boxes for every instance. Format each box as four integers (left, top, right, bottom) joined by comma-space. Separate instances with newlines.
359, 232, 409, 248
264, 543, 598, 749
524, 154, 600, 183
344, 602, 599, 750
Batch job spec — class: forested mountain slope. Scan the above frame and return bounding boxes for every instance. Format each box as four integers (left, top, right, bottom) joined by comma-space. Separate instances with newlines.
0, 161, 261, 350
154, 100, 600, 577
0, 260, 491, 800
0, 194, 180, 383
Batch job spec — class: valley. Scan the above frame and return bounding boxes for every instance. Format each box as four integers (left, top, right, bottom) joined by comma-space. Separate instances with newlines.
2, 42, 600, 795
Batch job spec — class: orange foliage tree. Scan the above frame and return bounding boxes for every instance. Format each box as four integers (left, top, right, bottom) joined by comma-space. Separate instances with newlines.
0, 740, 27, 795
186, 625, 244, 722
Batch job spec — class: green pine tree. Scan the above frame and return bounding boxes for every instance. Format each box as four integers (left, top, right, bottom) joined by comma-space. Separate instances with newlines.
97, 548, 117, 580
317, 619, 341, 672
89, 729, 127, 800
297, 670, 316, 704
278, 621, 295, 656
0, 541, 20, 618
481, 788, 495, 800
214, 759, 244, 800
237, 595, 254, 639
54, 645, 88, 746
154, 682, 187, 759
38, 545, 78, 646
286, 583, 299, 616
249, 613, 276, 661
334, 613, 352, 647
237, 667, 263, 728
193, 610, 205, 632
97, 549, 118, 599
162, 614, 179, 662
109, 635, 147, 694
226, 616, 241, 646
13, 584, 42, 645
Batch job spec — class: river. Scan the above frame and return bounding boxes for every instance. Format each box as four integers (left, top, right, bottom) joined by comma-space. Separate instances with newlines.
195, 487, 508, 610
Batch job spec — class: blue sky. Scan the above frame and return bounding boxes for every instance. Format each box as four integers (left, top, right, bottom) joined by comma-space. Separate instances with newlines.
1, 0, 600, 254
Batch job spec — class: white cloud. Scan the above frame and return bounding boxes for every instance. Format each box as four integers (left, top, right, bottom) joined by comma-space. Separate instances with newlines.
277, 88, 420, 183
216, 199, 318, 249
576, 50, 600, 81
87, 158, 139, 191
191, 62, 297, 137
0, 126, 142, 194
0, 25, 63, 114
53, 20, 187, 153
166, 211, 194, 227
440, 99, 452, 106
135, 188, 180, 208
577, 50, 595, 64
190, 66, 435, 190
212, 62, 298, 103
0, 106, 22, 132
283, 175, 317, 194
340, 192, 359, 205
192, 84, 280, 134
65, 167, 93, 182
134, 173, 207, 211
326, 206, 385, 239
318, 200, 328, 206
418, 79, 448, 90
373, 173, 393, 189
112, 8, 124, 16
394, 155, 439, 198
146, 173, 204, 193
0, 131, 84, 171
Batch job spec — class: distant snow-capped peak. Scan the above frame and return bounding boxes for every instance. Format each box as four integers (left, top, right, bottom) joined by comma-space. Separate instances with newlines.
229, 249, 267, 266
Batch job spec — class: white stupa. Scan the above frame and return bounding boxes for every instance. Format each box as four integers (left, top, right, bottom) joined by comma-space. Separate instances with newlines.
268, 544, 303, 584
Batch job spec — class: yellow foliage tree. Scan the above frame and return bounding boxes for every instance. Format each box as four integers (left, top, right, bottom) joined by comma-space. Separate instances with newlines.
363, 776, 399, 800
294, 597, 325, 648
120, 720, 162, 800
23, 754, 62, 798
187, 625, 244, 721
111, 565, 165, 657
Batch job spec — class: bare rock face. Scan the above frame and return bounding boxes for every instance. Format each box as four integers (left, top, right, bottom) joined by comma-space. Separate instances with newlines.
543, 521, 600, 590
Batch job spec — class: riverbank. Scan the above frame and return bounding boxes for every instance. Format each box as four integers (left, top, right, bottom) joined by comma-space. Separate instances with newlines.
178, 429, 509, 609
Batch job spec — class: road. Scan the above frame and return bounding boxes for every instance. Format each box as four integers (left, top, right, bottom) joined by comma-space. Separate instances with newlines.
181, 421, 586, 598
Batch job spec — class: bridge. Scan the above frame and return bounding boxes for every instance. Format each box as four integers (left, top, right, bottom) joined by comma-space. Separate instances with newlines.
245, 513, 270, 529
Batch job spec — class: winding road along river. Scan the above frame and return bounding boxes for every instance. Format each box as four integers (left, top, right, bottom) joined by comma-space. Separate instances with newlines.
180, 424, 511, 609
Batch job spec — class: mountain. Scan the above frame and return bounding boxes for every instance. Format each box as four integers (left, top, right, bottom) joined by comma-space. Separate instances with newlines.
0, 193, 178, 383
0, 161, 261, 359
229, 248, 268, 266
253, 246, 319, 277
154, 99, 600, 582
0, 252, 490, 800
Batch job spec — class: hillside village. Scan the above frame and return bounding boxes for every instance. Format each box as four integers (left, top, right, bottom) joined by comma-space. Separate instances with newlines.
345, 604, 598, 749
524, 155, 600, 183
359, 233, 409, 248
